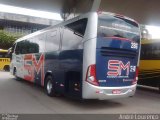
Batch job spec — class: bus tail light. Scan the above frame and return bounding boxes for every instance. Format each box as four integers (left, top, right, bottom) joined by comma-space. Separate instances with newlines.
115, 14, 125, 18
132, 67, 139, 85
86, 64, 99, 86
97, 10, 103, 15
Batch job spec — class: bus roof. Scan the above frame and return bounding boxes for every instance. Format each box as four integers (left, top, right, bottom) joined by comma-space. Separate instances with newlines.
15, 11, 139, 43
0, 49, 8, 52
98, 11, 138, 24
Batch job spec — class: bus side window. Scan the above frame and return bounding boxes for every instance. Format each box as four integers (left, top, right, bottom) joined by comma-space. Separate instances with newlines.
21, 40, 28, 54
0, 53, 3, 58
15, 41, 27, 54
29, 38, 39, 53
38, 34, 46, 53
46, 29, 59, 52
62, 18, 88, 50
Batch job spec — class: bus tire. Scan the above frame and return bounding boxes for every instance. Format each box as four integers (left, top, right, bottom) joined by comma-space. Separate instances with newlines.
4, 65, 10, 71
13, 68, 17, 76
45, 75, 56, 97
158, 84, 160, 94
13, 68, 20, 80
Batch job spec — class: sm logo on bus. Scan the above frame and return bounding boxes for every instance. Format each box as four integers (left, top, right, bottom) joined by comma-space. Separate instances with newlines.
107, 60, 130, 76
24, 54, 45, 86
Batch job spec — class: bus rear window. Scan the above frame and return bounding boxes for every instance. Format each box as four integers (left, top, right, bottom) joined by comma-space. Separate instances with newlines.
98, 14, 140, 43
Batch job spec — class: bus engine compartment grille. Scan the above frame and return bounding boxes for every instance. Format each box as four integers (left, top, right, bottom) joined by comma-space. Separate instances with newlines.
100, 47, 137, 58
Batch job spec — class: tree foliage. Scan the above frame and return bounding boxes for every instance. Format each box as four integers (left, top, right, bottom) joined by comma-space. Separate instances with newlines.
0, 30, 21, 49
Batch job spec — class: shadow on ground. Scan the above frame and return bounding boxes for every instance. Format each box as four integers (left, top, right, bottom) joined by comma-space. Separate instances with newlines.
12, 78, 124, 110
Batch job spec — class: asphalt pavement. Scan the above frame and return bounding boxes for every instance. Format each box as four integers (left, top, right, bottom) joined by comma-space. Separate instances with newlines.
0, 71, 159, 114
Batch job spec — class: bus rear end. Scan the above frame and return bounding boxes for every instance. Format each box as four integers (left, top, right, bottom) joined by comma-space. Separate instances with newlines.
83, 12, 141, 100
0, 49, 10, 71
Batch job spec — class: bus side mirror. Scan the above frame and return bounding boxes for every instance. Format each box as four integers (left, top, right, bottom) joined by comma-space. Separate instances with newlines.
7, 48, 13, 59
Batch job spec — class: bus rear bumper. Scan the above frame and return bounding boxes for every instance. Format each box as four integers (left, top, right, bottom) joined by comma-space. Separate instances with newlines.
82, 83, 137, 100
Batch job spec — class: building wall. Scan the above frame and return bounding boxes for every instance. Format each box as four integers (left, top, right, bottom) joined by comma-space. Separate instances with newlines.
0, 12, 61, 35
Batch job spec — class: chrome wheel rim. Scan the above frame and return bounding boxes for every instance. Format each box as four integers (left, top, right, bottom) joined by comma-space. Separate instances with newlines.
47, 79, 52, 94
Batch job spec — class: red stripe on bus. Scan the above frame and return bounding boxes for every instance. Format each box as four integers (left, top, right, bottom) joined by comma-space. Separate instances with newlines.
103, 37, 133, 42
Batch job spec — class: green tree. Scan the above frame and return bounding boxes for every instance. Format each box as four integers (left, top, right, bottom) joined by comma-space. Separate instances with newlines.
0, 30, 21, 49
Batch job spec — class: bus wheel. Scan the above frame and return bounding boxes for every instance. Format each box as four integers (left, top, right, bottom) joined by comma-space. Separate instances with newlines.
45, 75, 56, 97
4, 65, 10, 71
13, 68, 17, 76
158, 84, 160, 94
13, 68, 19, 80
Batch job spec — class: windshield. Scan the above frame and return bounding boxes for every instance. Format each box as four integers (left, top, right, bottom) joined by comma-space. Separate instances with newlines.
98, 14, 140, 43
0, 52, 9, 58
